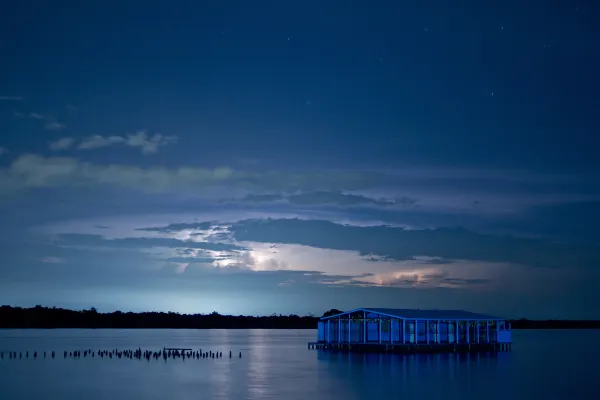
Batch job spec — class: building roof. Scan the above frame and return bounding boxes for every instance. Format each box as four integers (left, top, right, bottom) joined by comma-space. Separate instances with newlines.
320, 308, 503, 321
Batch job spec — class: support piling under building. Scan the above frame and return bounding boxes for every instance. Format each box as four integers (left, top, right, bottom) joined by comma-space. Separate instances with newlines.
308, 308, 512, 354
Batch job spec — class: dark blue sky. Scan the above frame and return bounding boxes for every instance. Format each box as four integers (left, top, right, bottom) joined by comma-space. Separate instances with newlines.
1, 1, 599, 318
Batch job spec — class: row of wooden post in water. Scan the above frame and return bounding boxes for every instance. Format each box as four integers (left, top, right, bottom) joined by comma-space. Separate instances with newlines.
0, 348, 242, 361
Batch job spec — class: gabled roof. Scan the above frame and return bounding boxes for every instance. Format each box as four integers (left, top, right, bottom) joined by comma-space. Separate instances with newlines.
321, 308, 503, 321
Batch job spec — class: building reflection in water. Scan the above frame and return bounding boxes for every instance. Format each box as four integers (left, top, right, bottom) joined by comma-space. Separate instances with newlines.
316, 350, 512, 397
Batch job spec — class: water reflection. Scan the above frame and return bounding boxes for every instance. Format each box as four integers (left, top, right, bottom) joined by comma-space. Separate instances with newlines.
316, 351, 512, 397
247, 334, 269, 399
0, 329, 596, 400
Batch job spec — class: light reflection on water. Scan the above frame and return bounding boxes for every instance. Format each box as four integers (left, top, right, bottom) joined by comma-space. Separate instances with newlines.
0, 329, 598, 399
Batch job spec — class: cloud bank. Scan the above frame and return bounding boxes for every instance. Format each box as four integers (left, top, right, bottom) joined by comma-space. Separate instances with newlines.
1, 154, 381, 195
231, 191, 417, 208
77, 131, 178, 154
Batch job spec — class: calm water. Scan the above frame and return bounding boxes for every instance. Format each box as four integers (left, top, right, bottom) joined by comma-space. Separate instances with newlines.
0, 329, 598, 399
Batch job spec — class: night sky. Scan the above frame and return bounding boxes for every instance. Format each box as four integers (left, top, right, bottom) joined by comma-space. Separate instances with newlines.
1, 1, 599, 319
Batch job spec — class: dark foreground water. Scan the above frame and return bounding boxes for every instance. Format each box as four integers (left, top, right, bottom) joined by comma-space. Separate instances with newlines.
0, 329, 598, 399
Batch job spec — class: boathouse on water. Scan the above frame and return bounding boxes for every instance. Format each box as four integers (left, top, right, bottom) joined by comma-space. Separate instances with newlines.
311, 308, 512, 353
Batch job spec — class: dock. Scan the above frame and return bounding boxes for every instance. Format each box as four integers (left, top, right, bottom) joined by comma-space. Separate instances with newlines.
309, 307, 512, 355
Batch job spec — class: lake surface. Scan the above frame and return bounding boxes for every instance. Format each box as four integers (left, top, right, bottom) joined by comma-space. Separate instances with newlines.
0, 329, 598, 399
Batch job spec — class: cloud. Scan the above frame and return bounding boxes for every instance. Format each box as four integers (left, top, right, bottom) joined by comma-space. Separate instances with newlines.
8, 155, 80, 188
227, 173, 599, 217
442, 277, 490, 285
136, 221, 214, 233
213, 249, 290, 271
78, 135, 125, 150
237, 194, 285, 203
3, 153, 595, 219
8, 213, 599, 318
2, 154, 381, 195
49, 137, 75, 151
380, 270, 490, 288
125, 130, 178, 155
40, 256, 65, 264
44, 121, 66, 131
214, 239, 502, 290
355, 271, 490, 288
227, 218, 600, 270
0, 96, 24, 101
16, 112, 66, 130
165, 256, 220, 264
0, 147, 7, 156
55, 233, 247, 252
410, 255, 454, 265
77, 131, 177, 154
288, 191, 408, 207
233, 191, 416, 208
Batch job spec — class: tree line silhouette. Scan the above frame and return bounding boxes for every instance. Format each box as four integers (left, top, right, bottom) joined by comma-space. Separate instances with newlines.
1, 306, 598, 329
0, 306, 318, 329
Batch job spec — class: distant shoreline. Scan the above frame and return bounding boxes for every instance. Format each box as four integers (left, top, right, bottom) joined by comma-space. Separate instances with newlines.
1, 306, 599, 330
